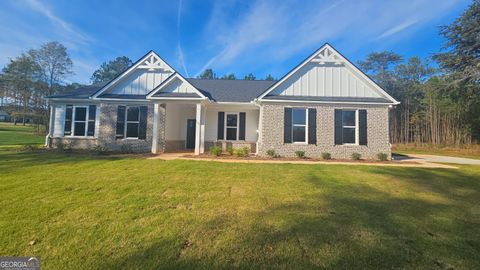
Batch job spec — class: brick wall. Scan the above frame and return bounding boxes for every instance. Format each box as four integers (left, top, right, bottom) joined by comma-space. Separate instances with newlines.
258, 103, 391, 159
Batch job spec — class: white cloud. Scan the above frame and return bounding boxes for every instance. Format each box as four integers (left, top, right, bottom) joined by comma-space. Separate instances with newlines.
375, 19, 420, 40
24, 0, 93, 44
195, 0, 463, 75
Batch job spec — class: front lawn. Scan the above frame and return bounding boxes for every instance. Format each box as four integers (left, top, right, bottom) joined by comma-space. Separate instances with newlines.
393, 143, 480, 160
1, 125, 479, 269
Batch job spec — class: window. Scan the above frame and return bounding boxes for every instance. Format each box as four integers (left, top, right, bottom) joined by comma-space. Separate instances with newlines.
126, 106, 140, 138
225, 113, 238, 140
73, 107, 87, 136
292, 108, 307, 143
342, 110, 356, 144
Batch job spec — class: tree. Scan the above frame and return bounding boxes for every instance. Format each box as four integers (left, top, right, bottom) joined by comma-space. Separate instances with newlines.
197, 68, 215, 79
220, 73, 236, 80
1, 53, 41, 125
434, 0, 480, 84
265, 74, 275, 81
91, 56, 132, 84
29, 41, 73, 98
244, 73, 256, 80
358, 51, 402, 90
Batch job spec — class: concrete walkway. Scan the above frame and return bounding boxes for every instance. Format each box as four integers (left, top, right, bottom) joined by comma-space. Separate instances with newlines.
396, 154, 480, 165
150, 153, 457, 168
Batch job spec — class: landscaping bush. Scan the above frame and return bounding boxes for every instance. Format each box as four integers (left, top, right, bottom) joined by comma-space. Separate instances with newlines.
351, 152, 362, 160
210, 146, 222, 156
226, 147, 234, 155
377, 152, 388, 161
295, 150, 306, 158
321, 152, 331, 160
266, 149, 276, 157
92, 145, 108, 155
121, 144, 134, 154
235, 147, 250, 157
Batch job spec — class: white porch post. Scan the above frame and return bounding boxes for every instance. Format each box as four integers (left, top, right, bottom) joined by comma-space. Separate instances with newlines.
151, 103, 160, 154
195, 103, 205, 155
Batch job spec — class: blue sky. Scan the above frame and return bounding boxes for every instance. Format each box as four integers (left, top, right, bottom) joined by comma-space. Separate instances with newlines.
0, 0, 471, 84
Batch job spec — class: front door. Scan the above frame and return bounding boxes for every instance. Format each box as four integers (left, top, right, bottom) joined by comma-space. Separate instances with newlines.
186, 119, 196, 149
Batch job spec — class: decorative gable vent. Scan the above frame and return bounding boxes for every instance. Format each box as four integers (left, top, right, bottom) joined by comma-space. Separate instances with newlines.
311, 47, 343, 65
138, 54, 173, 72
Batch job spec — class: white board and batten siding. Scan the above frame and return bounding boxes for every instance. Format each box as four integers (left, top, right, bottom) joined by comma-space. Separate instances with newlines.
267, 46, 390, 100
272, 63, 381, 98
162, 78, 198, 94
53, 104, 65, 137
108, 53, 174, 96
111, 69, 172, 95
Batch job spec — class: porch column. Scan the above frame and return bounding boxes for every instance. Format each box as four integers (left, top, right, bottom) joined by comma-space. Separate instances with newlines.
151, 103, 160, 154
195, 103, 206, 155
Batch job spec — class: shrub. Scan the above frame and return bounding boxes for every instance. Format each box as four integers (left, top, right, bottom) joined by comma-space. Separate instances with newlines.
321, 152, 331, 160
377, 152, 388, 161
266, 149, 276, 157
226, 147, 234, 155
92, 145, 108, 155
235, 147, 250, 157
210, 146, 222, 156
121, 144, 134, 154
351, 152, 362, 160
295, 150, 306, 158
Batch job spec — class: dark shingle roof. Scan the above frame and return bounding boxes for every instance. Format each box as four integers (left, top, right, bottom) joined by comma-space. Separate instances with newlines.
186, 79, 276, 102
48, 82, 107, 99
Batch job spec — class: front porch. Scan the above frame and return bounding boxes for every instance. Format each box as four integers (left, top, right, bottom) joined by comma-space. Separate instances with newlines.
151, 101, 260, 155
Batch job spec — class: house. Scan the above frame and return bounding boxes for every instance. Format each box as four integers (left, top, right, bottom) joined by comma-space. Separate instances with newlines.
46, 43, 399, 159
0, 110, 11, 122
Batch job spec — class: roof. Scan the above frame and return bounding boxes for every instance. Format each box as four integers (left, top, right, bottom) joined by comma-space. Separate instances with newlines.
0, 110, 9, 116
186, 79, 276, 102
48, 82, 107, 99
47, 79, 276, 103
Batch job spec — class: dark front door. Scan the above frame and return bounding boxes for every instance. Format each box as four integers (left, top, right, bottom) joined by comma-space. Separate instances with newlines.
186, 119, 196, 149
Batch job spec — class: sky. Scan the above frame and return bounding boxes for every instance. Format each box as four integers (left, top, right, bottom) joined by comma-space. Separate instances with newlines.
0, 0, 472, 84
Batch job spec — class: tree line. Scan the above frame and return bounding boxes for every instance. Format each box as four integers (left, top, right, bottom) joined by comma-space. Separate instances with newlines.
0, 1, 478, 144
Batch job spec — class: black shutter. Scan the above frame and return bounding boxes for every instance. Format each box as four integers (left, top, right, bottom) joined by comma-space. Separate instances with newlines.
334, 109, 343, 145
139, 106, 148, 140
64, 104, 73, 136
87, 105, 96, 136
284, 107, 292, 143
239, 112, 246, 140
308, 108, 316, 145
116, 105, 126, 139
217, 112, 224, 140
359, 109, 367, 145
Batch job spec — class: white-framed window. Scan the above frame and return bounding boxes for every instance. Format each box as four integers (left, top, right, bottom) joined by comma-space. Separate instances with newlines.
342, 110, 357, 144
292, 108, 308, 143
125, 106, 140, 138
64, 105, 97, 137
225, 113, 238, 140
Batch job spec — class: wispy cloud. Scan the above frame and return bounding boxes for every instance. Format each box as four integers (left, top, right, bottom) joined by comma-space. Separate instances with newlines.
375, 19, 420, 40
195, 0, 462, 76
176, 0, 189, 77
24, 0, 92, 44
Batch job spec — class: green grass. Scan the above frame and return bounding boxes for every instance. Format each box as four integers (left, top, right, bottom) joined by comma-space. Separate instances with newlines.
1, 124, 480, 269
394, 143, 480, 160
0, 122, 45, 146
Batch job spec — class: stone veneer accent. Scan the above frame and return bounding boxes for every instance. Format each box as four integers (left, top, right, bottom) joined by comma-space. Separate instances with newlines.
257, 103, 391, 159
